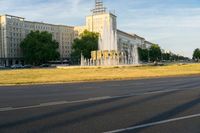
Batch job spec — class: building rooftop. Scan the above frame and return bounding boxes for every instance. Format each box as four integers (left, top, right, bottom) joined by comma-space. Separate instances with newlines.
24, 20, 74, 28
2, 14, 25, 20
91, 0, 107, 15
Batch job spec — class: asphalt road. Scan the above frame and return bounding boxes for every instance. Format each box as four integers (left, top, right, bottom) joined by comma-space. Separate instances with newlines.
0, 76, 200, 133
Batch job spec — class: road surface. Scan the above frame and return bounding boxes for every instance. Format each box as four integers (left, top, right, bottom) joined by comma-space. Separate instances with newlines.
0, 76, 200, 133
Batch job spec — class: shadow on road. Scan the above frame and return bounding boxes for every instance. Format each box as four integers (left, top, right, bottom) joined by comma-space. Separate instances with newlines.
127, 96, 200, 133
2, 91, 178, 133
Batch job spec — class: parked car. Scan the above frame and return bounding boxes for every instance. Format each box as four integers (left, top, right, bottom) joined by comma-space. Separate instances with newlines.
23, 65, 33, 68
40, 64, 50, 68
0, 66, 6, 70
11, 64, 23, 69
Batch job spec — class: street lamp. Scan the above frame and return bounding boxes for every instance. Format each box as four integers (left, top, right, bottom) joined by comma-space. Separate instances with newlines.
148, 48, 150, 63
0, 25, 6, 66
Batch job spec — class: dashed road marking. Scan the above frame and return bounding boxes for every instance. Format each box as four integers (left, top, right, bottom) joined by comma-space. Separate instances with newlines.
0, 107, 13, 112
0, 88, 188, 112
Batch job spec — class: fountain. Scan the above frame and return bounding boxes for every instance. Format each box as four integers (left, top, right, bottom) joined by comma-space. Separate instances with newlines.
132, 45, 139, 65
82, 8, 139, 66
98, 17, 117, 51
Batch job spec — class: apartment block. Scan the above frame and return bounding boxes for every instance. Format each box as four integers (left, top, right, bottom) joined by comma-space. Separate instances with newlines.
0, 15, 74, 66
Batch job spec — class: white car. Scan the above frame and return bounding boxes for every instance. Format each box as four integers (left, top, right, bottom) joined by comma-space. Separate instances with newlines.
0, 66, 6, 69
11, 64, 23, 69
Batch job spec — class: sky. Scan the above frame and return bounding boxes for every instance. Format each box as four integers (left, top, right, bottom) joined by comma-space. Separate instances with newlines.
0, 0, 200, 57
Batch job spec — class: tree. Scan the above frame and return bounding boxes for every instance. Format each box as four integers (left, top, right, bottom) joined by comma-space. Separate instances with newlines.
193, 48, 200, 62
162, 53, 170, 61
149, 44, 162, 62
20, 31, 60, 65
71, 30, 99, 64
138, 47, 149, 62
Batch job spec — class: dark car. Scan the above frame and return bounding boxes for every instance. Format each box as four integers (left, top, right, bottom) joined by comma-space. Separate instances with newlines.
40, 64, 50, 68
23, 65, 33, 68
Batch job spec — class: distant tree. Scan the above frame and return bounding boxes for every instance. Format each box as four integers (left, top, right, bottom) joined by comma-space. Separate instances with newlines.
20, 31, 60, 65
149, 44, 162, 62
71, 30, 99, 64
193, 48, 200, 62
138, 47, 149, 62
162, 53, 170, 61
173, 54, 179, 61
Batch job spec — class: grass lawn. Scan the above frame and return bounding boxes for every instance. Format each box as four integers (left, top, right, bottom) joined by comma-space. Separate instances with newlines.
0, 63, 200, 86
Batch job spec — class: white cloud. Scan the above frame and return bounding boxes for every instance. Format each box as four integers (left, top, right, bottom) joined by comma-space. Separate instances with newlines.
0, 0, 92, 25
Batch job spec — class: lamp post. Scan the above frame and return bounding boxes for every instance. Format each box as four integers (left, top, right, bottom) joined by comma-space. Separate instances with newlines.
0, 27, 1, 65
148, 48, 150, 63
0, 25, 6, 66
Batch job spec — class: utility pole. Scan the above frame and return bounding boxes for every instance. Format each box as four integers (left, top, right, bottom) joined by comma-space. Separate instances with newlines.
148, 49, 150, 63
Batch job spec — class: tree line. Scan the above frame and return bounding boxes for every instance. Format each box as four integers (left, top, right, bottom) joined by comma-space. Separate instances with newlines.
138, 45, 189, 62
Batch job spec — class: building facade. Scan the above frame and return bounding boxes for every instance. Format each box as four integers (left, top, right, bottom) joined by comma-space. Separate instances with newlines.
76, 0, 154, 65
0, 0, 154, 66
0, 15, 75, 66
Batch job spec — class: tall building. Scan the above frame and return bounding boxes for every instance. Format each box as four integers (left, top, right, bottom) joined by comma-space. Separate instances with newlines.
75, 0, 117, 51
0, 0, 154, 66
0, 15, 74, 66
75, 0, 154, 53
75, 0, 154, 65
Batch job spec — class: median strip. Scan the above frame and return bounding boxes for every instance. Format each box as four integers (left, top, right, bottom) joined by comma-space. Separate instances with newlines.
0, 64, 200, 86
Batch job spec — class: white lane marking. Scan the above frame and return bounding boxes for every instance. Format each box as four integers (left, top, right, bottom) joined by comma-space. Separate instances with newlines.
0, 107, 13, 112
104, 113, 200, 133
0, 96, 112, 112
40, 101, 69, 106
0, 89, 184, 112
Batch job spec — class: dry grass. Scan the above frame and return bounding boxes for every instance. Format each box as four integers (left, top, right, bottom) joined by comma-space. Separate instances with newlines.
0, 63, 200, 86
